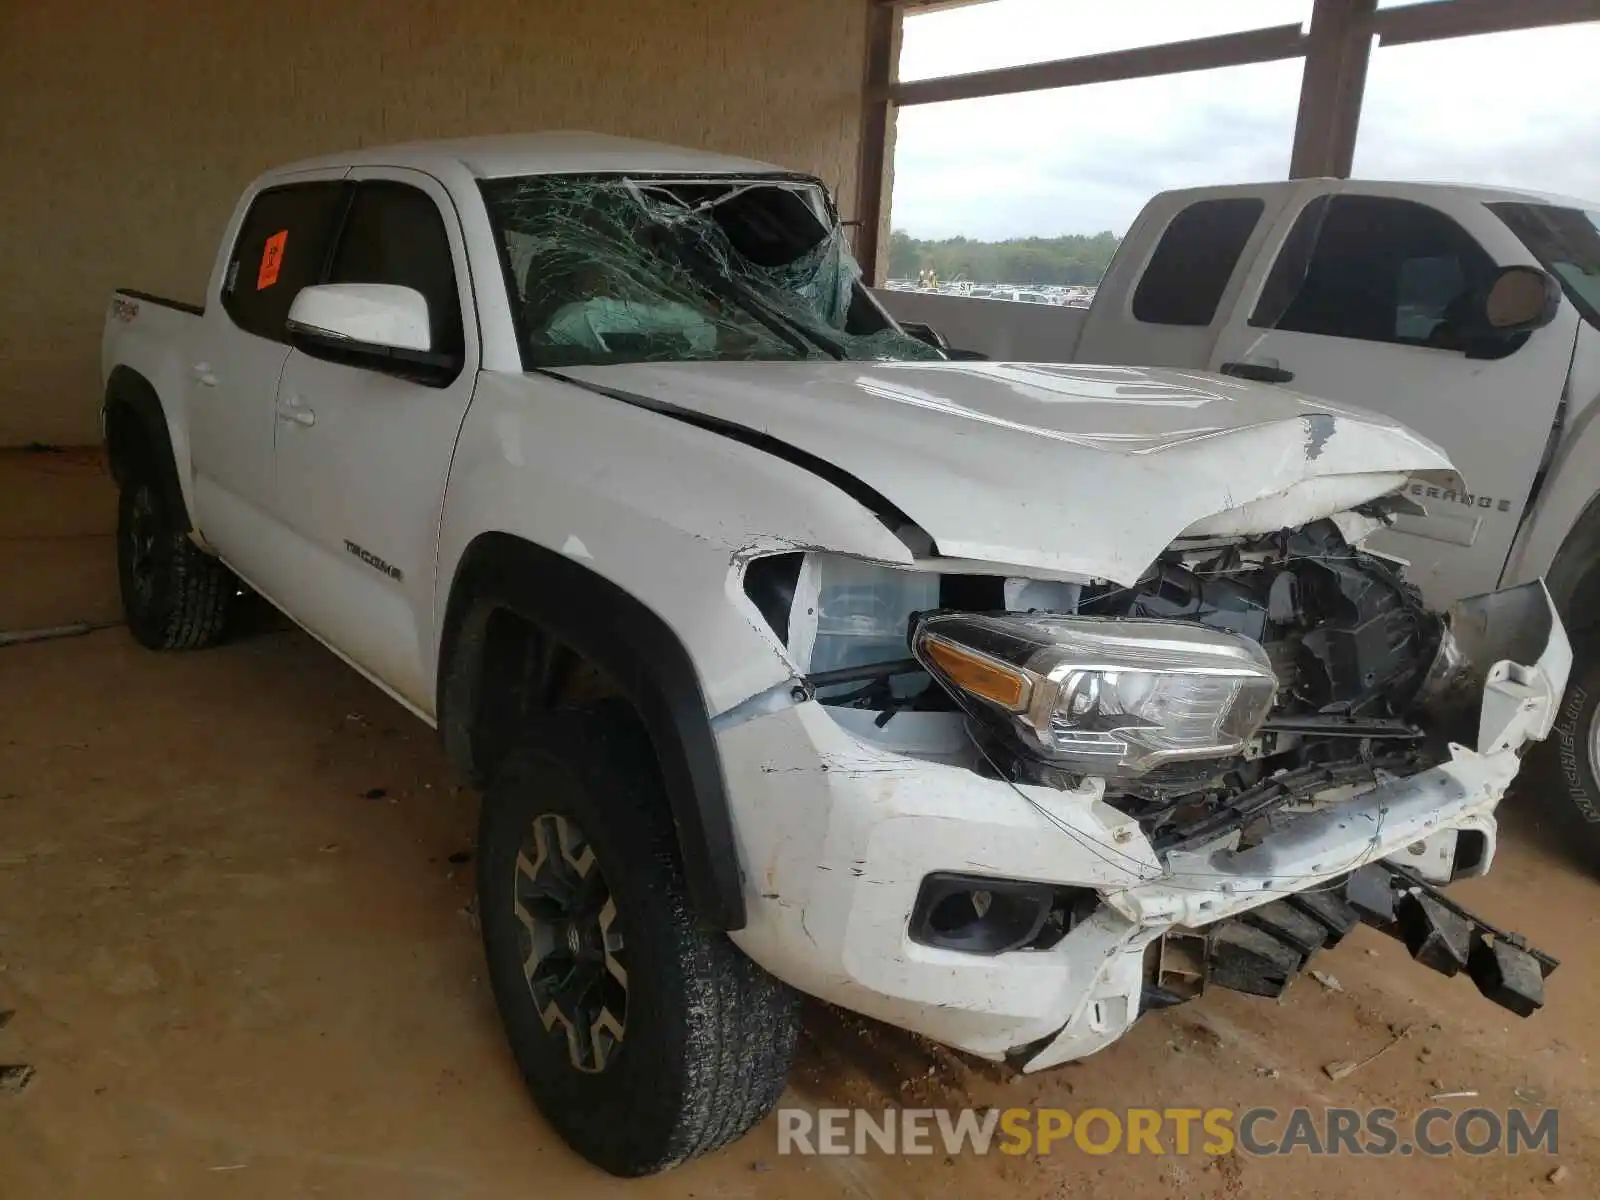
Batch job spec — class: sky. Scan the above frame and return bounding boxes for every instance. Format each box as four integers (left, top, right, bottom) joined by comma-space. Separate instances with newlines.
890, 0, 1600, 241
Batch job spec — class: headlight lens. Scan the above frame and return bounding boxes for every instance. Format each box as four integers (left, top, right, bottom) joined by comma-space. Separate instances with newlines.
911, 612, 1277, 777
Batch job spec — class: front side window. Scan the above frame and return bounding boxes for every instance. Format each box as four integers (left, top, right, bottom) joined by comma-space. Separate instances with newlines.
1489, 201, 1600, 330
479, 174, 942, 368
1132, 197, 1264, 327
222, 182, 350, 342
1250, 195, 1498, 350
328, 182, 465, 358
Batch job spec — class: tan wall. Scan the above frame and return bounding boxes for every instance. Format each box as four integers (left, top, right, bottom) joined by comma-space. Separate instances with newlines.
0, 0, 870, 446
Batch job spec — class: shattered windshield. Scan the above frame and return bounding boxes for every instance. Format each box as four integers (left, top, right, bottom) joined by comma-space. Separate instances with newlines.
479, 173, 943, 368
1489, 202, 1600, 331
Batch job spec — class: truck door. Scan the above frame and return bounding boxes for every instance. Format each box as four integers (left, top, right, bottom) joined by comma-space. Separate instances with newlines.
267, 168, 479, 712
1074, 183, 1313, 369
1208, 186, 1580, 605
188, 173, 350, 583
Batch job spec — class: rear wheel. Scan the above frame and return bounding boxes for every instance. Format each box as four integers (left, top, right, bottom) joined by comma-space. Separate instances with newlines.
116, 470, 231, 650
477, 705, 799, 1176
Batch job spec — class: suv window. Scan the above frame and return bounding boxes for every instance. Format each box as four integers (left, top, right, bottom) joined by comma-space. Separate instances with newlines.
1132, 198, 1264, 327
222, 183, 350, 341
1251, 195, 1499, 349
328, 181, 464, 358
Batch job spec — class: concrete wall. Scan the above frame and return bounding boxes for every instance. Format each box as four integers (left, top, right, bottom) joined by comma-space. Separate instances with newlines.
876, 290, 1089, 362
0, 0, 871, 446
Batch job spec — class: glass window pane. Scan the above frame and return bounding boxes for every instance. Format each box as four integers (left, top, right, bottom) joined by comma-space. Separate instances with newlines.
1354, 24, 1600, 201
1133, 198, 1265, 326
223, 183, 349, 343
888, 57, 1302, 282
331, 182, 464, 356
899, 0, 1310, 83
1250, 196, 1497, 349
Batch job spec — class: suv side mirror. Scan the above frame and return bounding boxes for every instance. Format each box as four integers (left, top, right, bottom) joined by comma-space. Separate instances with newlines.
1484, 265, 1561, 334
287, 283, 459, 385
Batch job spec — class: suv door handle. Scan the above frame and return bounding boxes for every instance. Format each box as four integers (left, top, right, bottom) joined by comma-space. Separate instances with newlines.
277, 396, 316, 427
1219, 360, 1295, 384
190, 362, 218, 387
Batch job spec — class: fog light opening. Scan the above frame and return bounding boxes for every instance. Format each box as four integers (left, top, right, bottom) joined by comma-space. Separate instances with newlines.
911, 874, 1098, 955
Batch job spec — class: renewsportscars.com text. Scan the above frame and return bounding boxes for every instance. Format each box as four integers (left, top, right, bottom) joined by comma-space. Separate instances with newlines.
777, 1106, 1558, 1158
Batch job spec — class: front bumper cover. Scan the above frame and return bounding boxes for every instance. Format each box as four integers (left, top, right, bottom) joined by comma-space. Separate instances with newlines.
717, 582, 1569, 1069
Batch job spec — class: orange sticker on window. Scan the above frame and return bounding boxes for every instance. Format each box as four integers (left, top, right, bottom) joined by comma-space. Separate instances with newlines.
257, 229, 288, 290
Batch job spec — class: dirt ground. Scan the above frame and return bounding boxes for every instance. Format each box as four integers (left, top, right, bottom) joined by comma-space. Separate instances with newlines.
2, 449, 1597, 1198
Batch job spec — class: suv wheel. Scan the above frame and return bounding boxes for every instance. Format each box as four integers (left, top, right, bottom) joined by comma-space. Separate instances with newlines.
477, 704, 799, 1176
116, 470, 232, 650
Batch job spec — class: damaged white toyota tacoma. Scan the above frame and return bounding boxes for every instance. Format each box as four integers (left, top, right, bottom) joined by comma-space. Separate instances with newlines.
101, 134, 1571, 1176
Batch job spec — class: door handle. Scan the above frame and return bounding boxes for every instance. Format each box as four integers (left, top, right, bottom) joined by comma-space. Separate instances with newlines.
276, 396, 316, 427
190, 362, 218, 388
1219, 360, 1295, 384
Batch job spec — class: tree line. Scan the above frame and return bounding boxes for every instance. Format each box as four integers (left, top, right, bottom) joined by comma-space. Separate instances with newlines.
886, 229, 1121, 286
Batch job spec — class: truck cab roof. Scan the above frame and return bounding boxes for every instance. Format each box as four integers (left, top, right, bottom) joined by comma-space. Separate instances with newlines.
270, 131, 792, 182
1153, 177, 1599, 212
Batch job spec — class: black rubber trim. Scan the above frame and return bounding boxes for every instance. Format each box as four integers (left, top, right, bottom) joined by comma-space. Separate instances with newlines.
538, 369, 927, 546
103, 366, 189, 529
115, 289, 203, 317
439, 533, 747, 930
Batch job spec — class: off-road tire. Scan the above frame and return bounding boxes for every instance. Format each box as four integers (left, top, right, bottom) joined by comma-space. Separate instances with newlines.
1541, 632, 1600, 860
116, 470, 231, 650
477, 704, 800, 1176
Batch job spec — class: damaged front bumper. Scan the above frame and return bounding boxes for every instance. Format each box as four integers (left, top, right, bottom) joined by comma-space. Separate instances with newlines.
718, 583, 1570, 1069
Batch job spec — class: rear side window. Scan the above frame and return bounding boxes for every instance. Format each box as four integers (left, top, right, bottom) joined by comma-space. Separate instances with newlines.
223, 183, 350, 341
1250, 195, 1499, 349
1132, 198, 1264, 326
328, 182, 465, 358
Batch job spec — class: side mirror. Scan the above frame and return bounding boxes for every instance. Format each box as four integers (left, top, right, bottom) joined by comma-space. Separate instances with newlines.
286, 284, 458, 384
1483, 265, 1561, 334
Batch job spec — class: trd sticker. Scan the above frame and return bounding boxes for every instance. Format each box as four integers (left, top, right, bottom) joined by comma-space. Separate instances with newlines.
257, 229, 288, 290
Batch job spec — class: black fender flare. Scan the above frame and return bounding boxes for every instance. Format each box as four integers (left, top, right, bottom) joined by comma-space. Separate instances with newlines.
437, 533, 747, 930
103, 365, 189, 529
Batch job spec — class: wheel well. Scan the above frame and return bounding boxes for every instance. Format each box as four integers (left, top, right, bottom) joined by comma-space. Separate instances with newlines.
103, 366, 189, 529
437, 533, 747, 931
1547, 491, 1600, 638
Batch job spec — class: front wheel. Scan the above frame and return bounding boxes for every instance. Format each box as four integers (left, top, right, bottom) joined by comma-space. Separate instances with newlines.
477, 705, 799, 1176
116, 470, 232, 650
1543, 633, 1600, 859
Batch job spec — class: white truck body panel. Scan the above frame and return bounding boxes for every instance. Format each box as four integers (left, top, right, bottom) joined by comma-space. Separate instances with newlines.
561, 358, 1453, 584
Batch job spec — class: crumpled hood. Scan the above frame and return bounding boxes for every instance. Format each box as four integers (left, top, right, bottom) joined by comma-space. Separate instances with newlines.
558, 359, 1455, 584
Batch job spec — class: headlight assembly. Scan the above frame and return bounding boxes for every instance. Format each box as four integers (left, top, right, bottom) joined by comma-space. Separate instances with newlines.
911, 612, 1278, 777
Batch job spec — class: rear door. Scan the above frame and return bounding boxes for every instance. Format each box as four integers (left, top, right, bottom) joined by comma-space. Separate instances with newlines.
1074, 184, 1312, 368
189, 174, 350, 581
268, 168, 479, 710
1208, 186, 1580, 604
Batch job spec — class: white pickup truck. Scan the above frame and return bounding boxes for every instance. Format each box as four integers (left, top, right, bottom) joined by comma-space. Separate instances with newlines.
1061, 180, 1600, 846
103, 135, 1569, 1176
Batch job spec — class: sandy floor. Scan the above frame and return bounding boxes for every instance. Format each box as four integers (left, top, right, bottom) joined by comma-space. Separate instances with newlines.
1, 450, 1596, 1198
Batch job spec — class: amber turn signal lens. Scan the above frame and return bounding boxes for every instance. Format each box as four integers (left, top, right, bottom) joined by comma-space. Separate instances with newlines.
922, 637, 1031, 710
